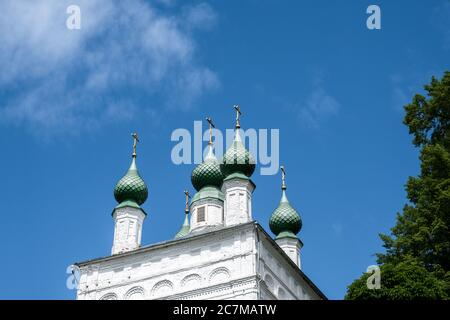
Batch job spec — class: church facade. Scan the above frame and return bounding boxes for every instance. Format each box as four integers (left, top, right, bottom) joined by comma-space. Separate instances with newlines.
74, 108, 326, 300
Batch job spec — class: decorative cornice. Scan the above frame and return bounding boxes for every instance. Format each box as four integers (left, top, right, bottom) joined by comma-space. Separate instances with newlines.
75, 221, 326, 300
75, 221, 256, 267
162, 275, 258, 300
77, 250, 254, 295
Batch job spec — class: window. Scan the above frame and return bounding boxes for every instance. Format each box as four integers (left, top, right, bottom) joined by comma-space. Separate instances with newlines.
197, 206, 206, 223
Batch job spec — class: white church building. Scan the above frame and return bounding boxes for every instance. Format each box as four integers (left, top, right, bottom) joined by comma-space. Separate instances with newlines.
74, 109, 326, 300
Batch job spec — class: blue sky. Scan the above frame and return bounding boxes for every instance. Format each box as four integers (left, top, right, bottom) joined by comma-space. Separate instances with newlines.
0, 0, 449, 299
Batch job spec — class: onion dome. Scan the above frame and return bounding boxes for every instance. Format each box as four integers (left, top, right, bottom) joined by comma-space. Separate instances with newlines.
175, 191, 191, 238
114, 133, 148, 208
220, 105, 256, 178
114, 158, 148, 206
191, 146, 224, 191
269, 166, 302, 239
191, 117, 225, 205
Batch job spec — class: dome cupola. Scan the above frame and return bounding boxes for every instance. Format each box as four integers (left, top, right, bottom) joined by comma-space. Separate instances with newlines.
269, 166, 302, 239
191, 117, 224, 192
111, 133, 148, 255
189, 117, 225, 232
175, 190, 191, 238
220, 105, 256, 178
114, 133, 148, 208
191, 146, 223, 191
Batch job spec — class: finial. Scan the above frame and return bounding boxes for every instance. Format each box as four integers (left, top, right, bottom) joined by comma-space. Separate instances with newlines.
131, 133, 139, 158
184, 190, 190, 214
233, 105, 241, 129
281, 165, 286, 190
206, 117, 215, 146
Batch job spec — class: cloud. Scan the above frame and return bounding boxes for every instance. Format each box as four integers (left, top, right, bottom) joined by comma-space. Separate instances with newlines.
389, 67, 438, 112
390, 73, 410, 112
182, 3, 217, 31
0, 0, 218, 135
331, 222, 344, 238
431, 2, 450, 50
298, 79, 340, 129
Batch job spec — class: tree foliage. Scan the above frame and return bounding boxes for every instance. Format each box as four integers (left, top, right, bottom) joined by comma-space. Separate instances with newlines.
346, 71, 450, 300
346, 257, 448, 300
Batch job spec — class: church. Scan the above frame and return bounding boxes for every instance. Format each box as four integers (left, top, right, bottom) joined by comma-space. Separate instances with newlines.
74, 107, 326, 300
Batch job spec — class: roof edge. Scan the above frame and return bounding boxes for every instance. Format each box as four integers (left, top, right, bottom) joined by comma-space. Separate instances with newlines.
74, 221, 256, 267
254, 222, 327, 300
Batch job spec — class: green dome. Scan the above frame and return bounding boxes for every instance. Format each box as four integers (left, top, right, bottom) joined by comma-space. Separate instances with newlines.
175, 214, 190, 239
191, 147, 224, 191
220, 130, 256, 178
114, 158, 148, 206
269, 190, 302, 239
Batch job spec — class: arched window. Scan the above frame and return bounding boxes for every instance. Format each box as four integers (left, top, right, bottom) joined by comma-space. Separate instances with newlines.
278, 287, 286, 300
209, 267, 230, 284
100, 293, 117, 300
181, 274, 202, 289
264, 274, 274, 292
125, 286, 145, 300
151, 280, 174, 298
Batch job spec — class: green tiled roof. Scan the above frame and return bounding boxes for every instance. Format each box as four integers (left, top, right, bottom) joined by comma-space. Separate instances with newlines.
269, 189, 302, 239
114, 157, 148, 206
223, 171, 250, 181
175, 214, 190, 238
191, 147, 223, 191
220, 129, 255, 178
191, 186, 225, 203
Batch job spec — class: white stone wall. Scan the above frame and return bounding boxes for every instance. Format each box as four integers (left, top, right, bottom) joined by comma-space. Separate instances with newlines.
77, 223, 323, 300
77, 224, 257, 300
222, 179, 255, 226
257, 231, 321, 300
190, 198, 224, 232
111, 207, 145, 255
275, 237, 301, 268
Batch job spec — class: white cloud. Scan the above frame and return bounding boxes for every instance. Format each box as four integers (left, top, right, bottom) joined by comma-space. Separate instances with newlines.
182, 3, 217, 31
0, 0, 218, 135
298, 80, 340, 129
389, 68, 438, 112
331, 222, 344, 238
390, 73, 410, 112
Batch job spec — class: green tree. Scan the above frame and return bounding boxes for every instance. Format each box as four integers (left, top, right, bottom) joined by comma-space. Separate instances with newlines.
345, 71, 450, 300
346, 257, 448, 300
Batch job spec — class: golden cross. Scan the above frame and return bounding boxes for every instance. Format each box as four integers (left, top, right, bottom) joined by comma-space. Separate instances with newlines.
206, 117, 215, 145
280, 165, 286, 189
184, 190, 190, 213
131, 133, 139, 158
233, 105, 241, 129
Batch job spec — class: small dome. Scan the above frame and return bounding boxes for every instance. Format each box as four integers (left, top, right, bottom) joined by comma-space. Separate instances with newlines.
191, 147, 223, 191
175, 214, 190, 239
269, 190, 302, 239
220, 130, 256, 178
114, 158, 148, 206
